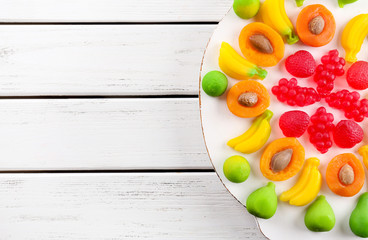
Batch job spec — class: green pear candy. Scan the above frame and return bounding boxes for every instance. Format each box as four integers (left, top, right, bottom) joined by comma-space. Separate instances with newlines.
246, 182, 277, 219
338, 0, 358, 8
304, 195, 335, 232
233, 0, 260, 20
350, 192, 368, 238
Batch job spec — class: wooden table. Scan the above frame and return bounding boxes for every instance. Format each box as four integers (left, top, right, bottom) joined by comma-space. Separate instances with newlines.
0, 0, 266, 238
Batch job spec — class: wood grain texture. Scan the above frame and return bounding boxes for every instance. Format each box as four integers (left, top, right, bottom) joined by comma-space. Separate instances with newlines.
0, 172, 265, 239
0, 0, 232, 22
0, 25, 214, 96
0, 98, 210, 170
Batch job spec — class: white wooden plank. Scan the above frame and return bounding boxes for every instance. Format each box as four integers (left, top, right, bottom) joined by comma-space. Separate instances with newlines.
0, 25, 213, 96
0, 98, 209, 170
0, 0, 232, 22
0, 172, 265, 239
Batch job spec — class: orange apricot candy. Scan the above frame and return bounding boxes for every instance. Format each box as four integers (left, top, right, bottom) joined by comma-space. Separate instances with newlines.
260, 138, 305, 181
226, 80, 270, 118
239, 22, 285, 67
326, 153, 365, 197
296, 4, 336, 47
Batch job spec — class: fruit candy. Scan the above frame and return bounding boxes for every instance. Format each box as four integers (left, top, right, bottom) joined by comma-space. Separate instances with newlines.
260, 0, 299, 45
202, 71, 228, 97
333, 120, 363, 148
223, 155, 251, 183
326, 153, 365, 197
305, 195, 335, 232
239, 22, 284, 67
246, 182, 277, 219
279, 110, 310, 138
260, 138, 305, 181
314, 50, 345, 97
233, 0, 260, 20
296, 4, 336, 47
358, 145, 368, 171
347, 61, 368, 90
307, 107, 334, 154
272, 78, 320, 107
285, 50, 316, 78
326, 90, 368, 122
219, 42, 268, 80
295, 0, 304, 7
338, 0, 359, 8
280, 158, 321, 206
341, 14, 368, 63
227, 110, 273, 154
227, 80, 270, 118
350, 193, 368, 238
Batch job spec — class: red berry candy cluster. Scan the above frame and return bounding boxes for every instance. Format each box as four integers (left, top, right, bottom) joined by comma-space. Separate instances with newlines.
271, 78, 320, 107
307, 107, 334, 154
325, 90, 368, 122
314, 50, 346, 97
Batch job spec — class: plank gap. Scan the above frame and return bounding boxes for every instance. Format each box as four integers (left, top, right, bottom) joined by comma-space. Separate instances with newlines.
0, 169, 215, 174
0, 22, 219, 25
0, 95, 199, 100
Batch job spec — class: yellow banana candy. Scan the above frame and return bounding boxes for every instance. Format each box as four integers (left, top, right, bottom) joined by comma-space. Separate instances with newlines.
260, 0, 299, 44
227, 110, 273, 154
280, 158, 322, 206
358, 145, 368, 169
341, 14, 368, 63
219, 42, 267, 80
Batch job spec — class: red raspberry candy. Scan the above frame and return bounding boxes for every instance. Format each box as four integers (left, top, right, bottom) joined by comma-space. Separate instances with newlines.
347, 61, 368, 90
279, 111, 310, 137
333, 120, 364, 148
308, 107, 334, 154
285, 50, 316, 78
272, 78, 320, 107
325, 90, 367, 122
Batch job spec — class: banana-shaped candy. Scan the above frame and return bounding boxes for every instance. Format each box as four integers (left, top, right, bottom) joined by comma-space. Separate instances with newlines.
260, 0, 299, 44
341, 14, 368, 63
219, 42, 267, 80
280, 158, 322, 206
358, 145, 368, 169
227, 110, 273, 154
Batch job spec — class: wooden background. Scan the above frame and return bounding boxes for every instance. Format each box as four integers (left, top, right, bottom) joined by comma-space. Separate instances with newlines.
0, 0, 267, 238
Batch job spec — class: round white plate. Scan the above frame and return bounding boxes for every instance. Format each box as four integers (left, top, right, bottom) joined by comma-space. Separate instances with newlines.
199, 1, 368, 239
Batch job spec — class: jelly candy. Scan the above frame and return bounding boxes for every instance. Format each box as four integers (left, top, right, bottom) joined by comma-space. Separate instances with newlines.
272, 78, 320, 107
279, 111, 310, 138
325, 90, 368, 122
314, 50, 345, 97
347, 61, 368, 90
285, 50, 316, 78
333, 120, 363, 148
307, 107, 334, 154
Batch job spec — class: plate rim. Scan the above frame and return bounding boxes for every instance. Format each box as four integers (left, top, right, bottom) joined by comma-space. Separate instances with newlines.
198, 7, 269, 239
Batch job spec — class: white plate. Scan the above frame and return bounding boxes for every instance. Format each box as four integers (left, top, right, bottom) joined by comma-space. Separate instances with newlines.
199, 1, 368, 239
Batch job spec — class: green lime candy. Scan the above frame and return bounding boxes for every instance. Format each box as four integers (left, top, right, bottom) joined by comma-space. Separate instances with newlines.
223, 155, 250, 183
202, 71, 228, 97
233, 0, 260, 20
